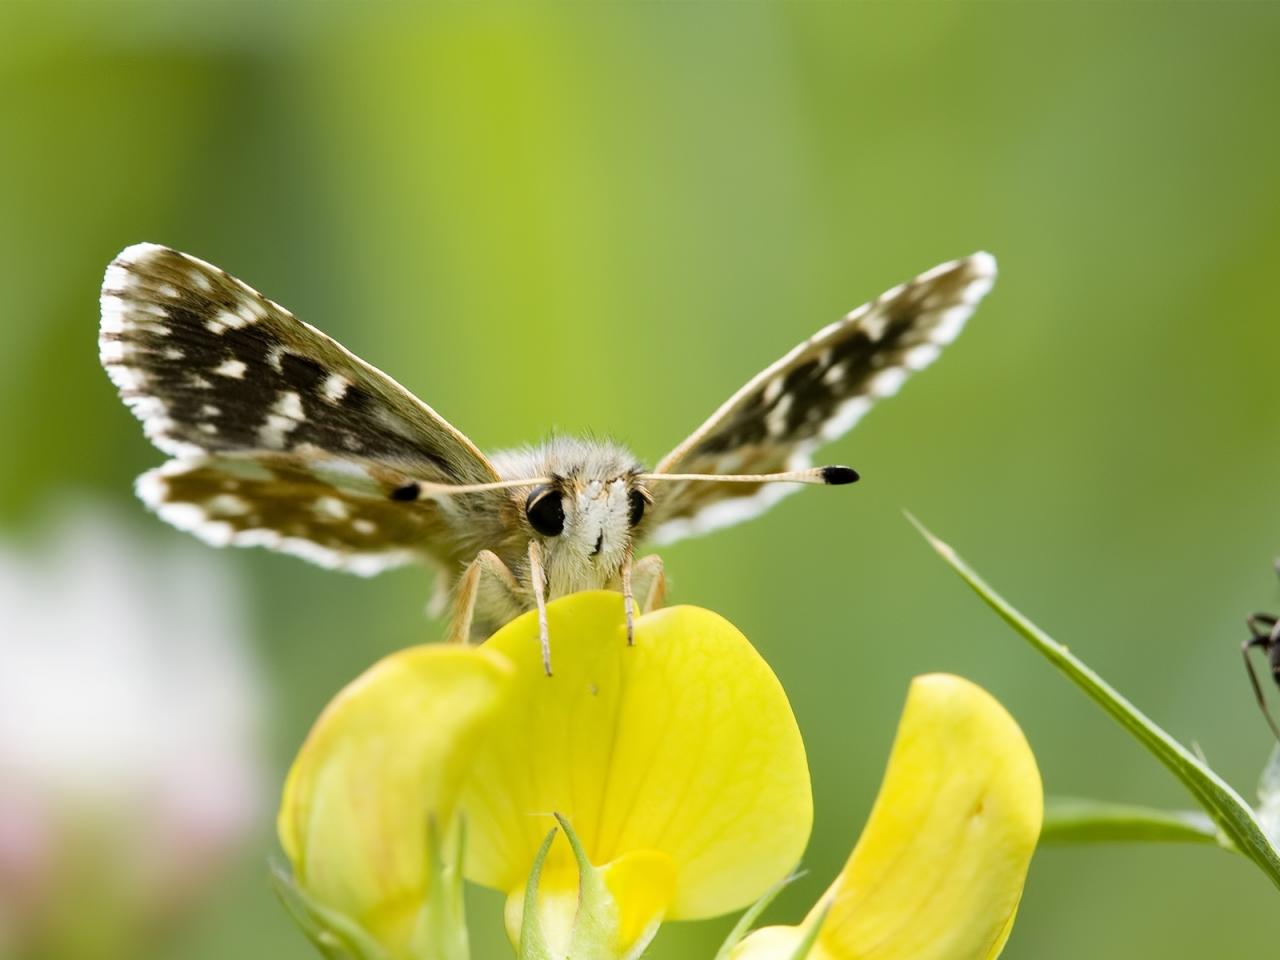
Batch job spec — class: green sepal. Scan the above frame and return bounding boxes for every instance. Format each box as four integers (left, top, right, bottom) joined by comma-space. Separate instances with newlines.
518, 828, 559, 960
555, 812, 663, 960
515, 813, 662, 960
270, 861, 391, 960
712, 871, 806, 960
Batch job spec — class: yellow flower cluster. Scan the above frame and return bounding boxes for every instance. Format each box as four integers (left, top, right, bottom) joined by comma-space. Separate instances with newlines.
277, 592, 1041, 960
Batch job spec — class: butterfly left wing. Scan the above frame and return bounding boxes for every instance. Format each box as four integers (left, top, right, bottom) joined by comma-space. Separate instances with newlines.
646, 253, 996, 545
134, 453, 475, 577
99, 243, 502, 575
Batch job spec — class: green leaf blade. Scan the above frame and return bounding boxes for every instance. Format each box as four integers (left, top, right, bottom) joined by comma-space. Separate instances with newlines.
1042, 798, 1222, 847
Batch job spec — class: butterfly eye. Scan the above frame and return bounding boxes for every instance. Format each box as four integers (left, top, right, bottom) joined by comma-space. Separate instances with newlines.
628, 489, 648, 527
525, 486, 565, 537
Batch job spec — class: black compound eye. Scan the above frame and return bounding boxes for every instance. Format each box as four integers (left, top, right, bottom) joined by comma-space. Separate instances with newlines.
628, 489, 648, 527
525, 486, 565, 537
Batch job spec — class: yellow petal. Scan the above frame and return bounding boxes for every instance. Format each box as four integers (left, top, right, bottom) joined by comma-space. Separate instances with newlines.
602, 849, 678, 950
826, 673, 1041, 960
730, 926, 808, 960
278, 645, 511, 955
732, 674, 1041, 960
461, 591, 812, 925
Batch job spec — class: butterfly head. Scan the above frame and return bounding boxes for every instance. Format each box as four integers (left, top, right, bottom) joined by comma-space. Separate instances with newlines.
509, 440, 651, 590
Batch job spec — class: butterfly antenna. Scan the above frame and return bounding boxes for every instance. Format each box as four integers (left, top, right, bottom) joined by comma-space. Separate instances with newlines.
638, 466, 860, 486
412, 477, 553, 497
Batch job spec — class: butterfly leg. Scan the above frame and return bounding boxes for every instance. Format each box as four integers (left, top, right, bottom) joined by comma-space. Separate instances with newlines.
621, 548, 636, 646
618, 553, 668, 645
631, 554, 667, 614
448, 550, 523, 645
527, 539, 552, 676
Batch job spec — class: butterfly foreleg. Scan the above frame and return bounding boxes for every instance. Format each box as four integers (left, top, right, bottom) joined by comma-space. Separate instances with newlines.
448, 550, 524, 646
619, 551, 667, 646
631, 554, 667, 615
526, 539, 552, 677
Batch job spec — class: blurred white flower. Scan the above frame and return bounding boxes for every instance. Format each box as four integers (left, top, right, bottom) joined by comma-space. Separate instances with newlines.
0, 503, 265, 958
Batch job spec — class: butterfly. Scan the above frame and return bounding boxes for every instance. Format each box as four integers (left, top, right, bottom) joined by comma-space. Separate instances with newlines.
99, 243, 995, 672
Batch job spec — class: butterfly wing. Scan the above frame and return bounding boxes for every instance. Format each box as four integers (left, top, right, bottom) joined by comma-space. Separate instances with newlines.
100, 243, 500, 573
646, 253, 996, 545
133, 453, 488, 577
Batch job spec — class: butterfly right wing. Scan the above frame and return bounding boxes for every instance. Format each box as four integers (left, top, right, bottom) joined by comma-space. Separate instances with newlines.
646, 254, 996, 545
100, 243, 502, 573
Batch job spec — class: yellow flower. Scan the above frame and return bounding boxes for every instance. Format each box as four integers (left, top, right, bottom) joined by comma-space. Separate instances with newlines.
277, 591, 812, 960
277, 645, 513, 958
730, 674, 1042, 960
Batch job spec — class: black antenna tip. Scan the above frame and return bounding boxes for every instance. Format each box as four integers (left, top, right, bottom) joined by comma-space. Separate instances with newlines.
821, 466, 860, 486
390, 481, 421, 501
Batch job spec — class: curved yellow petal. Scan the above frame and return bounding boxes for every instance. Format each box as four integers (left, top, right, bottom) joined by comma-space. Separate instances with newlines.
730, 925, 808, 960
278, 645, 512, 955
461, 591, 812, 924
732, 673, 1041, 960
822, 673, 1041, 960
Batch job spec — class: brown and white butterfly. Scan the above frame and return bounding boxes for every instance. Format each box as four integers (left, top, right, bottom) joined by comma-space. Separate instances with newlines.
99, 243, 995, 671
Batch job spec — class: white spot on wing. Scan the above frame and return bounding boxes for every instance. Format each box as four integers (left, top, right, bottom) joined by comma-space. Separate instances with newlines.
869, 367, 907, 397
207, 493, 251, 516
213, 359, 247, 379
257, 413, 297, 450
765, 393, 793, 437
273, 391, 305, 420
903, 343, 941, 370
313, 496, 350, 520
930, 305, 971, 345
862, 307, 890, 340
819, 396, 872, 442
207, 309, 247, 334
321, 373, 350, 403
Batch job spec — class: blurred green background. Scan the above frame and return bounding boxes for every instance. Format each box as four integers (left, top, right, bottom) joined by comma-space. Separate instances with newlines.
3, 3, 1279, 958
